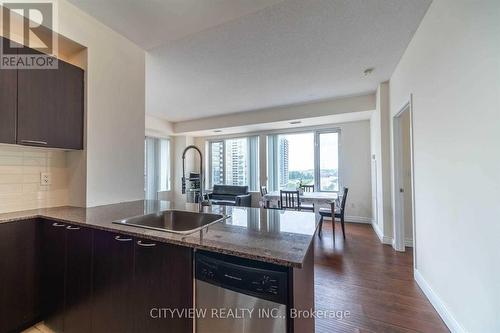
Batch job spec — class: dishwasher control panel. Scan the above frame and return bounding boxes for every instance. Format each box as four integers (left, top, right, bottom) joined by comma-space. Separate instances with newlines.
196, 251, 288, 305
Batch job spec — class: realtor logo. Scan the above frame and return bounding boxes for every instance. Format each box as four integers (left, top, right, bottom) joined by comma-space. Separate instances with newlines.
1, 0, 58, 69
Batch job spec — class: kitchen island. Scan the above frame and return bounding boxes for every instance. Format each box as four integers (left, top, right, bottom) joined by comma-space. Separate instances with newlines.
0, 200, 317, 333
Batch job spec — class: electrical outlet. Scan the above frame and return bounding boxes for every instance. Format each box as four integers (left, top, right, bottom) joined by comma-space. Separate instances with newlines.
40, 172, 51, 186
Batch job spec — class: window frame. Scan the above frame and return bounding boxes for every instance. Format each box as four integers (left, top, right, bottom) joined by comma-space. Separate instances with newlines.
207, 136, 259, 191
267, 127, 341, 193
144, 136, 171, 200
314, 128, 341, 193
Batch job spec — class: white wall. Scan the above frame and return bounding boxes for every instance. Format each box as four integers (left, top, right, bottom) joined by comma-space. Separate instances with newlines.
146, 114, 174, 137
389, 1, 500, 332
370, 83, 393, 242
1, 1, 146, 208
59, 0, 146, 207
339, 120, 373, 221
189, 120, 372, 221
173, 94, 375, 134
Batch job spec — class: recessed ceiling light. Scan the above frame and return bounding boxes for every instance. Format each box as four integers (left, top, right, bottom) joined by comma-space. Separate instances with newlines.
289, 121, 302, 125
213, 130, 222, 133
363, 68, 374, 76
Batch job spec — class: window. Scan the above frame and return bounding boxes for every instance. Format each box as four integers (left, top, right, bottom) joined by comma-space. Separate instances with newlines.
267, 130, 340, 192
144, 137, 171, 199
270, 132, 315, 190
208, 137, 259, 191
317, 131, 340, 191
210, 141, 224, 186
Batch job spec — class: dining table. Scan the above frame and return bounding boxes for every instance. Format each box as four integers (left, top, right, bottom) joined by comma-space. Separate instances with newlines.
262, 191, 339, 215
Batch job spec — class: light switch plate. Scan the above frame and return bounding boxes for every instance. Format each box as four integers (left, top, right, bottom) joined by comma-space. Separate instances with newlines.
40, 172, 52, 186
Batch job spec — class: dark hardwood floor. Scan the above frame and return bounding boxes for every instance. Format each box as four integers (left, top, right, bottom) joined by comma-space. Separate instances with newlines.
314, 221, 449, 333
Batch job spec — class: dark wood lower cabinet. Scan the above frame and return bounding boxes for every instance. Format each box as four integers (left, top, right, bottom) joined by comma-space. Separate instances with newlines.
92, 231, 134, 333
0, 220, 41, 333
133, 240, 193, 333
63, 225, 93, 333
41, 221, 93, 333
41, 221, 67, 333
1, 219, 193, 333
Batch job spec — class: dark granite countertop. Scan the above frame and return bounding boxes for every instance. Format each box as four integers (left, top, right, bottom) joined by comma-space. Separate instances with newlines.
0, 200, 318, 268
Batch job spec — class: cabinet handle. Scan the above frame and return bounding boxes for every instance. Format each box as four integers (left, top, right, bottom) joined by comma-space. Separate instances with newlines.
20, 140, 48, 146
66, 226, 80, 230
224, 274, 243, 281
52, 222, 66, 227
137, 240, 156, 247
115, 235, 133, 242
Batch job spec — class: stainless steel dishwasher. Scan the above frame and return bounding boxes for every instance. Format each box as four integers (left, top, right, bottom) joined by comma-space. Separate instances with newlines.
195, 251, 288, 333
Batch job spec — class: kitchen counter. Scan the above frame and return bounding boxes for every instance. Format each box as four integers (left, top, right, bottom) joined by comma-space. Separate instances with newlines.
0, 200, 319, 268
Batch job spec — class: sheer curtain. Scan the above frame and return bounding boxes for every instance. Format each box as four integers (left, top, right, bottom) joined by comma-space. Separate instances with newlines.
248, 136, 259, 191
266, 135, 279, 191
144, 137, 170, 200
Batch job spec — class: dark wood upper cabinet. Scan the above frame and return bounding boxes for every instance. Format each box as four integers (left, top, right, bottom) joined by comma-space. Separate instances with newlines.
17, 58, 84, 150
0, 38, 17, 144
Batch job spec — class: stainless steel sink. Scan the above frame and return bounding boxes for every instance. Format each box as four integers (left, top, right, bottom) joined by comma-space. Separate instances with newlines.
112, 210, 229, 235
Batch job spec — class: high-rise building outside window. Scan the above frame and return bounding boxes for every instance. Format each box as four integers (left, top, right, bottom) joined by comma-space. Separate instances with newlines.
210, 141, 224, 186
208, 137, 259, 191
267, 130, 340, 192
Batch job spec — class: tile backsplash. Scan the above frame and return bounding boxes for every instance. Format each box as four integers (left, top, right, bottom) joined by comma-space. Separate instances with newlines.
0, 145, 68, 213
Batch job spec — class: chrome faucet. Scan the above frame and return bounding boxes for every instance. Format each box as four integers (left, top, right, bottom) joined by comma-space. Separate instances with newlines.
181, 145, 211, 212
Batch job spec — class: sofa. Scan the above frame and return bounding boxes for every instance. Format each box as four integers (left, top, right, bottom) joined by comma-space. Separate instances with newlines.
208, 185, 252, 207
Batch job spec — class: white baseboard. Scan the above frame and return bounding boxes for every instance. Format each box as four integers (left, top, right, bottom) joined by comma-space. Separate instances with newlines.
414, 270, 466, 333
371, 221, 392, 245
345, 215, 373, 224
405, 238, 413, 247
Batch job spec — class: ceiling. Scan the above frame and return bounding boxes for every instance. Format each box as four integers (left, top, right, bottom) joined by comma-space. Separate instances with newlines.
181, 111, 373, 137
68, 0, 432, 122
66, 0, 285, 50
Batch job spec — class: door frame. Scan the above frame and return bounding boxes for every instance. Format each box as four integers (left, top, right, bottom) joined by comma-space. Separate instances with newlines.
392, 96, 417, 267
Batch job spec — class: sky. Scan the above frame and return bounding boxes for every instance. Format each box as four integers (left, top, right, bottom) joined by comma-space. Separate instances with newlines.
281, 132, 338, 171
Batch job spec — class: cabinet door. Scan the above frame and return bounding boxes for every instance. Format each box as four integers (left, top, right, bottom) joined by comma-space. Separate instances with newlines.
133, 240, 193, 333
92, 231, 134, 333
64, 225, 93, 333
41, 220, 67, 332
0, 220, 41, 332
0, 38, 17, 144
17, 59, 84, 149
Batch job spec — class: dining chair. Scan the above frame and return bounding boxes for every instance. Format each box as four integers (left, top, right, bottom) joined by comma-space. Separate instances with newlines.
260, 186, 270, 208
300, 184, 315, 192
260, 185, 268, 196
298, 185, 315, 211
279, 190, 301, 210
318, 187, 349, 239
279, 190, 314, 211
298, 191, 315, 212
